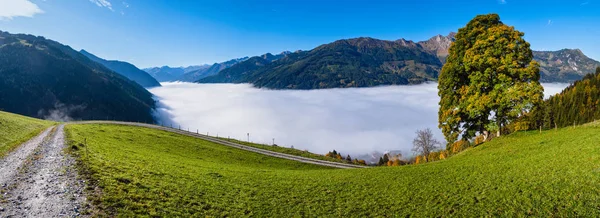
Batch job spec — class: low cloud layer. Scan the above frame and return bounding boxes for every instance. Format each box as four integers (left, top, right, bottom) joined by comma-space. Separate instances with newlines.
0, 0, 43, 20
542, 83, 570, 99
150, 82, 568, 157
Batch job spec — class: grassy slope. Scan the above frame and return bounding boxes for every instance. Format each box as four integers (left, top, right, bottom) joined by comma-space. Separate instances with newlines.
220, 137, 355, 164
65, 124, 331, 216
66, 123, 600, 217
0, 111, 53, 158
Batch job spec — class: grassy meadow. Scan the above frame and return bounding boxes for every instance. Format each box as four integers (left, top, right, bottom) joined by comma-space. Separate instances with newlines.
0, 111, 54, 157
220, 137, 357, 164
65, 123, 600, 217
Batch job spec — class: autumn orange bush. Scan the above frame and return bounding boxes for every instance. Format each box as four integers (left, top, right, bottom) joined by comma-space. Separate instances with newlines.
427, 152, 440, 162
450, 140, 470, 154
474, 135, 485, 146
439, 150, 448, 160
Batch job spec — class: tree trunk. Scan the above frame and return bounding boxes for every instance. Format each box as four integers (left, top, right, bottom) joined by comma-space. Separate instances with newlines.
483, 130, 489, 141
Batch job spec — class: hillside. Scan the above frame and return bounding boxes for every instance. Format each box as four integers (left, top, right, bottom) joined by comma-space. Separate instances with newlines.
0, 31, 156, 122
65, 123, 600, 216
198, 52, 290, 83
199, 33, 598, 89
144, 65, 209, 82
80, 50, 161, 87
0, 111, 53, 157
538, 67, 600, 128
178, 57, 249, 82
199, 38, 442, 89
534, 49, 600, 82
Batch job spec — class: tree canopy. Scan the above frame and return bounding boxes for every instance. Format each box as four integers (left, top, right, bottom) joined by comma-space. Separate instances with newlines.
537, 67, 600, 128
438, 14, 543, 144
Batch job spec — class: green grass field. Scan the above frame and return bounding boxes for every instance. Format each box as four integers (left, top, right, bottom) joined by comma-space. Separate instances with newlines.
219, 137, 358, 164
66, 123, 600, 217
0, 111, 53, 157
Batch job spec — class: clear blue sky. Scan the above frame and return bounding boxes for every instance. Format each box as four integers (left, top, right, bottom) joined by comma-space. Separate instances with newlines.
0, 0, 598, 68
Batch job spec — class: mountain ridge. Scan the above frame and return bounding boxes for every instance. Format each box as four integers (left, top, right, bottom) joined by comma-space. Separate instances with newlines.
198, 33, 598, 89
80, 50, 161, 87
0, 31, 156, 122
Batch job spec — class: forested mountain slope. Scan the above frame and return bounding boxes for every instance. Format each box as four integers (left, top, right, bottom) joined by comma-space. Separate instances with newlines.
80, 50, 161, 87
0, 31, 156, 122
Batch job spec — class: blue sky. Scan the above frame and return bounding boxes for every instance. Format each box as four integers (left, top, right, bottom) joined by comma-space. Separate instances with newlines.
0, 0, 598, 68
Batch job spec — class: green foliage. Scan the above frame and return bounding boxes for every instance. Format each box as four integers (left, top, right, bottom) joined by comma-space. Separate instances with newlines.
200, 37, 442, 89
66, 123, 600, 216
537, 67, 600, 128
438, 14, 543, 143
0, 111, 53, 157
0, 31, 156, 122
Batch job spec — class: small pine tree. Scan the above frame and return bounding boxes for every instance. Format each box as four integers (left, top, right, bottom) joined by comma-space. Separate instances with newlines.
382, 154, 390, 164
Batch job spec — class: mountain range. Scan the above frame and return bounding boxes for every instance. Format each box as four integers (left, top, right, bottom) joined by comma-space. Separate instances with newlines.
143, 57, 251, 82
197, 33, 599, 89
143, 65, 209, 82
80, 50, 161, 87
533, 49, 600, 82
0, 31, 156, 122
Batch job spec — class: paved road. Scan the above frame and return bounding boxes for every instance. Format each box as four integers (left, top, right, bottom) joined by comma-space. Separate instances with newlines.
71, 121, 368, 169
0, 125, 86, 217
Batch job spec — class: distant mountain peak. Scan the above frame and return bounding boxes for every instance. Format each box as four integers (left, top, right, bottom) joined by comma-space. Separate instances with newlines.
417, 33, 456, 61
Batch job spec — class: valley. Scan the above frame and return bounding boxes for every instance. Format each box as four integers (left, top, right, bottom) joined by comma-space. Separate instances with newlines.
150, 82, 569, 159
2, 110, 597, 216
1, 1, 599, 216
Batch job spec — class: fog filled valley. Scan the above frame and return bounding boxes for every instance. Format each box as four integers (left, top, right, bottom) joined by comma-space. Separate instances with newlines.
3, 1, 600, 215
150, 82, 569, 159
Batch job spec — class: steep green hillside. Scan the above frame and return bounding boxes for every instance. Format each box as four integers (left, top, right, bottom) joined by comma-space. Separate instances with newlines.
0, 111, 53, 157
538, 67, 600, 128
67, 123, 600, 216
199, 38, 442, 89
0, 31, 156, 122
80, 49, 161, 87
198, 53, 289, 84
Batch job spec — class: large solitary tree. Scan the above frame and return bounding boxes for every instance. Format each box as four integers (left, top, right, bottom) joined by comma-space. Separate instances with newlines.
438, 14, 543, 144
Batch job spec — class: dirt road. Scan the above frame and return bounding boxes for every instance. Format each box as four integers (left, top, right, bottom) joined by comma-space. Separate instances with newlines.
0, 125, 86, 217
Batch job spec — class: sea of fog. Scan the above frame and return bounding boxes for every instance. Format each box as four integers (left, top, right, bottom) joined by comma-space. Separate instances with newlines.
149, 82, 569, 158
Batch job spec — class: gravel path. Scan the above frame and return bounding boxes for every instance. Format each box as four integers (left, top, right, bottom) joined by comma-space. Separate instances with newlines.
0, 125, 87, 217
73, 121, 368, 169
0, 127, 53, 189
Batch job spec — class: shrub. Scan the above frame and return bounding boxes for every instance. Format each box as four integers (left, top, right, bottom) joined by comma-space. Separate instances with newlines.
439, 150, 448, 160
427, 152, 440, 162
451, 140, 470, 154
474, 135, 485, 146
